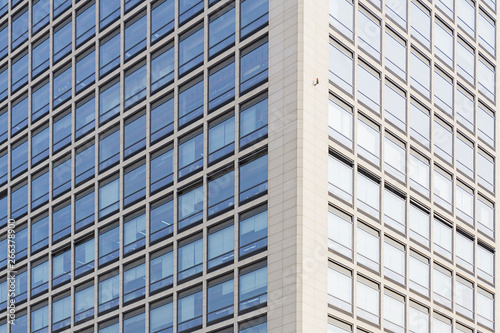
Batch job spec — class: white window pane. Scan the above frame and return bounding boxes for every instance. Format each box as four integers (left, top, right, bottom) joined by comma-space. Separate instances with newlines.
329, 0, 354, 39
357, 64, 381, 112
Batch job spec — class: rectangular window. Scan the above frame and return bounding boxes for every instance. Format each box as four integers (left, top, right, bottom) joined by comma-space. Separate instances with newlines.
151, 96, 175, 143
123, 311, 145, 333
456, 182, 474, 224
12, 52, 28, 93
434, 117, 453, 163
15, 224, 28, 260
409, 203, 430, 246
330, 0, 354, 38
384, 290, 405, 332
15, 270, 27, 303
209, 59, 235, 111
239, 153, 268, 202
179, 0, 203, 25
99, 128, 120, 171
75, 95, 95, 138
32, 36, 50, 78
31, 169, 49, 210
433, 167, 452, 211
31, 125, 49, 166
32, 0, 50, 33
409, 251, 429, 296
52, 294, 71, 331
240, 95, 268, 148
12, 8, 28, 50
75, 238, 94, 277
150, 199, 174, 243
433, 265, 452, 307
477, 244, 494, 283
0, 152, 5, 186
478, 104, 495, 147
100, 0, 120, 28
151, 45, 175, 93
329, 97, 353, 148
0, 25, 5, 59
434, 19, 454, 67
457, 0, 475, 37
208, 222, 234, 269
76, 49, 95, 93
75, 189, 94, 231
434, 69, 453, 115
208, 275, 234, 323
328, 154, 353, 203
53, 20, 72, 63
151, 0, 175, 43
410, 102, 430, 148
74, 284, 94, 323
98, 270, 119, 313
178, 235, 203, 282
384, 238, 405, 285
53, 111, 72, 153
11, 95, 28, 136
410, 50, 430, 97
76, 2, 95, 46
209, 5, 235, 57
150, 300, 173, 333
328, 263, 353, 311
384, 134, 406, 182
99, 80, 120, 124
0, 68, 6, 102
125, 63, 147, 108
11, 181, 28, 219
357, 171, 380, 218
32, 81, 50, 122
240, 206, 268, 257
178, 131, 204, 179
436, 0, 453, 17
433, 313, 452, 332
456, 230, 474, 271
125, 0, 141, 12
357, 223, 380, 272
98, 223, 119, 266
239, 262, 267, 312
477, 196, 494, 237
329, 41, 353, 93
179, 78, 204, 128
384, 187, 406, 234
240, 0, 268, 39
31, 259, 49, 297
31, 304, 48, 332
358, 8, 381, 59
178, 287, 203, 332
150, 249, 174, 293
456, 133, 474, 178
100, 31, 120, 77
411, 1, 431, 48
52, 155, 71, 198
456, 276, 474, 318
385, 30, 406, 79
52, 201, 71, 243
478, 56, 495, 101
209, 114, 234, 164
356, 277, 380, 324
123, 212, 146, 254
150, 147, 174, 194
99, 176, 120, 218
357, 62, 381, 112
75, 142, 95, 185
456, 86, 475, 131
457, 38, 475, 84
178, 184, 203, 230
123, 261, 145, 303
53, 66, 72, 108
357, 116, 380, 165
53, 0, 71, 18
384, 82, 406, 131
208, 169, 234, 217
240, 39, 268, 94
477, 289, 494, 329
124, 113, 146, 158
179, 25, 204, 76
52, 248, 71, 287
32, 215, 49, 253
479, 10, 495, 56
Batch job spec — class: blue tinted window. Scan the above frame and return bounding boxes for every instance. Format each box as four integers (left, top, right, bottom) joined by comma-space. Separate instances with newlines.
0, 195, 7, 228
53, 0, 71, 18
12, 53, 28, 92
76, 143, 95, 185
11, 96, 28, 135
123, 263, 145, 303
178, 79, 203, 128
75, 239, 94, 277
0, 153, 6, 185
32, 81, 50, 121
178, 185, 203, 230
99, 177, 119, 218
240, 209, 267, 257
99, 224, 119, 266
32, 0, 50, 32
11, 139, 28, 178
151, 0, 175, 43
124, 163, 146, 206
53, 66, 72, 107
125, 14, 147, 60
209, 61, 235, 110
31, 304, 48, 332
31, 170, 49, 209
178, 289, 203, 332
150, 251, 173, 292
208, 117, 234, 163
0, 238, 5, 269
99, 129, 120, 171
74, 285, 94, 323
124, 214, 145, 256
240, 41, 268, 93
14, 271, 27, 303
124, 114, 146, 157
100, 32, 120, 76
125, 64, 147, 108
32, 216, 49, 253
178, 237, 203, 281
0, 110, 6, 144
32, 36, 50, 78
77, 3, 95, 45
99, 272, 119, 313
52, 295, 71, 330
179, 0, 203, 25
0, 68, 7, 102
53, 112, 72, 153
0, 25, 7, 59
151, 97, 174, 143
76, 50, 96, 92
209, 6, 235, 57
150, 301, 173, 332
100, 0, 120, 28
179, 26, 204, 76
208, 224, 234, 269
124, 312, 145, 333
52, 250, 71, 287
125, 0, 141, 12
15, 226, 28, 260
178, 133, 203, 178
76, 96, 96, 138
150, 200, 174, 243
52, 156, 71, 198
31, 260, 49, 296
151, 46, 174, 92
99, 81, 120, 124
208, 171, 234, 217
207, 277, 234, 323
150, 149, 174, 193
53, 20, 72, 63
0, 1, 6, 18
239, 265, 267, 311
75, 190, 95, 231
12, 9, 29, 50
240, 0, 268, 39
240, 97, 268, 148
240, 154, 268, 202
52, 202, 71, 242
31, 126, 49, 166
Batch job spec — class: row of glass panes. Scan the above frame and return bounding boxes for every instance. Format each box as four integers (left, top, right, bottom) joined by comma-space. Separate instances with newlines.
328, 262, 493, 332
329, 0, 496, 58
0, 0, 269, 61
0, 261, 267, 333
0, 35, 269, 147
